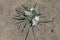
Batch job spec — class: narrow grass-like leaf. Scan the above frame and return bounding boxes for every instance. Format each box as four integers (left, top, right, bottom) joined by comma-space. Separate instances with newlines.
35, 26, 40, 31
39, 21, 51, 23
21, 21, 27, 33
25, 29, 29, 40
15, 8, 24, 14
22, 5, 29, 11
13, 17, 25, 20
18, 26, 20, 30
32, 26, 36, 37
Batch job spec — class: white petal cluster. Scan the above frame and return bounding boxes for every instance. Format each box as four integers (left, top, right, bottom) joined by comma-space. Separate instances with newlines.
24, 7, 40, 26
30, 8, 34, 11
32, 16, 39, 25
24, 11, 31, 15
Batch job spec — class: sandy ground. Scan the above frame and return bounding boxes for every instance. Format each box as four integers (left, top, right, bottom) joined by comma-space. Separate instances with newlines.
0, 0, 60, 40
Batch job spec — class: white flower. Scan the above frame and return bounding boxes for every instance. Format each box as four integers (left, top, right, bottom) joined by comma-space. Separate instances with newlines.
32, 16, 39, 25
30, 8, 34, 11
24, 11, 32, 15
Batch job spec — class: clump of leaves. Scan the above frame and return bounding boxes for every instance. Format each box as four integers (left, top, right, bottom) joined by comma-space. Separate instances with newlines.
13, 3, 55, 40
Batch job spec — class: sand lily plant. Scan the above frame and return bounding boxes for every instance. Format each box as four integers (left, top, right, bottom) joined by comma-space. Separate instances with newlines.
13, 4, 55, 40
